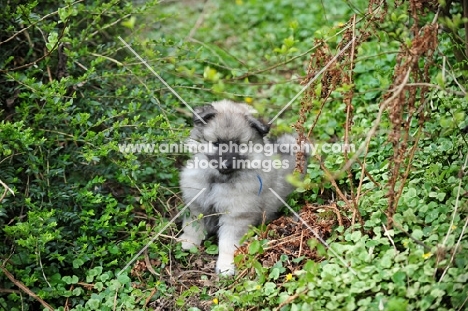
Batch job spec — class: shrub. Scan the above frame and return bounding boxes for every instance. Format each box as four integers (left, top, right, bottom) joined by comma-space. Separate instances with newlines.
0, 0, 190, 309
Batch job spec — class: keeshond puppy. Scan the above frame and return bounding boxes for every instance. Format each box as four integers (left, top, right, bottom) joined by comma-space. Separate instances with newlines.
179, 100, 304, 275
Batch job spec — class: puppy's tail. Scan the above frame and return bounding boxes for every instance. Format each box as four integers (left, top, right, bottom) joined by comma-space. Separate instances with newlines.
274, 134, 310, 157
274, 133, 310, 174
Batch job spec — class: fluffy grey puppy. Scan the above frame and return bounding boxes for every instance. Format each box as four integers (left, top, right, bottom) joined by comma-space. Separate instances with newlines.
179, 100, 303, 275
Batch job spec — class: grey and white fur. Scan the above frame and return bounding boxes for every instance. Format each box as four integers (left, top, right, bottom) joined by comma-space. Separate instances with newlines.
179, 100, 303, 275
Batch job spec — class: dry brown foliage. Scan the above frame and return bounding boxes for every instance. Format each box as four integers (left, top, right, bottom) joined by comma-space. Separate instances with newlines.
294, 0, 446, 232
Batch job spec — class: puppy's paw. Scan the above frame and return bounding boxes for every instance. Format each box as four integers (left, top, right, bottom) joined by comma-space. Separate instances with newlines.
216, 260, 235, 276
179, 233, 202, 250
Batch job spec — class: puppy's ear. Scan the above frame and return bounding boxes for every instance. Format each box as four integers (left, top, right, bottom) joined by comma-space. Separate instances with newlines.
238, 103, 258, 115
193, 104, 217, 126
247, 115, 270, 137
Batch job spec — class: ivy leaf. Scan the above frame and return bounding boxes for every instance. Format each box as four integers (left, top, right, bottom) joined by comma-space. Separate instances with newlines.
249, 240, 264, 255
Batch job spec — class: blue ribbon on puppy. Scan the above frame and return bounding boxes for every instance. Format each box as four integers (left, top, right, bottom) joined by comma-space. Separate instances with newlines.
257, 174, 263, 196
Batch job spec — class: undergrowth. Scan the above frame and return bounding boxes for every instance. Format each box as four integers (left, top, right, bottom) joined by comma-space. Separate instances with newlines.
0, 0, 467, 310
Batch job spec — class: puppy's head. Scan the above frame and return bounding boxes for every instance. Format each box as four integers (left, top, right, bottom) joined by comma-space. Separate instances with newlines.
190, 100, 270, 174
191, 100, 269, 142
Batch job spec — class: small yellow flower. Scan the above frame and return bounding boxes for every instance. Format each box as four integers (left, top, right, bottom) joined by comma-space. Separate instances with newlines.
403, 240, 409, 248
451, 225, 457, 230
236, 0, 243, 5
422, 252, 432, 259
245, 97, 253, 104
212, 298, 219, 305
285, 273, 293, 281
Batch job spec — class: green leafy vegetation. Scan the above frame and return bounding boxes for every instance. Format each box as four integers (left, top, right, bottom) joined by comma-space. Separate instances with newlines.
1, 0, 467, 310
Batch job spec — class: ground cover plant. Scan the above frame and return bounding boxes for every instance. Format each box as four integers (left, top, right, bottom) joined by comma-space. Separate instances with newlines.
0, 0, 467, 310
